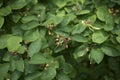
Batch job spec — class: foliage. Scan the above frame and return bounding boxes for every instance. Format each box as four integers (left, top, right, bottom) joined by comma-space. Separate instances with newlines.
0, 0, 120, 80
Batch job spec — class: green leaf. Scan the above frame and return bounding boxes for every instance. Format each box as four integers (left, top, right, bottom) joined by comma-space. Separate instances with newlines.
57, 26, 73, 33
10, 71, 22, 80
21, 21, 40, 30
0, 6, 11, 16
116, 35, 120, 43
72, 23, 87, 35
76, 10, 90, 15
57, 72, 71, 80
21, 15, 38, 23
113, 26, 120, 35
92, 30, 109, 44
0, 34, 11, 49
46, 59, 59, 69
93, 21, 104, 29
7, 36, 22, 52
96, 6, 107, 21
43, 14, 63, 26
104, 14, 114, 31
24, 60, 39, 74
25, 72, 41, 80
87, 15, 96, 24
2, 52, 12, 61
24, 29, 39, 42
73, 45, 89, 59
16, 58, 24, 72
53, 0, 67, 8
10, 58, 16, 71
61, 14, 76, 26
17, 46, 26, 54
40, 67, 56, 80
28, 38, 42, 57
11, 14, 21, 23
54, 45, 65, 53
71, 34, 88, 42
25, 0, 33, 4
8, 0, 27, 10
31, 0, 38, 4
0, 16, 4, 28
29, 53, 46, 64
101, 46, 120, 57
90, 49, 104, 64
0, 0, 3, 7
96, 5, 114, 32
62, 63, 74, 74
0, 63, 9, 80
12, 25, 23, 36
39, 29, 48, 49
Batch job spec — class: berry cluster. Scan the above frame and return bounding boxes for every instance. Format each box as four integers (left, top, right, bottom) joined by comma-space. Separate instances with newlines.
55, 35, 71, 48
108, 8, 119, 16
47, 24, 57, 36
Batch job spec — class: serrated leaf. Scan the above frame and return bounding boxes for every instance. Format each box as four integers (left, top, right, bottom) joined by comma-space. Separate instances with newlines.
96, 5, 114, 31
96, 6, 107, 21
92, 30, 109, 44
0, 6, 11, 16
116, 35, 120, 43
73, 45, 89, 59
7, 36, 22, 52
10, 58, 16, 71
12, 25, 23, 36
24, 29, 39, 42
28, 38, 42, 57
43, 14, 63, 26
96, 5, 114, 32
46, 59, 59, 69
57, 72, 71, 80
104, 13, 114, 31
62, 63, 74, 74
10, 71, 22, 80
0, 1, 3, 7
16, 58, 24, 72
72, 23, 87, 35
40, 67, 56, 80
54, 45, 65, 53
53, 0, 67, 8
71, 34, 88, 42
87, 15, 96, 24
77, 10, 90, 15
0, 63, 9, 80
2, 52, 12, 61
31, 0, 38, 4
24, 60, 40, 74
29, 53, 46, 64
61, 14, 76, 26
8, 0, 27, 10
25, 72, 41, 80
101, 46, 120, 57
21, 21, 40, 30
11, 14, 21, 23
0, 16, 4, 28
0, 34, 11, 49
90, 49, 104, 64
21, 15, 38, 23
39, 29, 48, 49
17, 46, 25, 54
93, 21, 104, 29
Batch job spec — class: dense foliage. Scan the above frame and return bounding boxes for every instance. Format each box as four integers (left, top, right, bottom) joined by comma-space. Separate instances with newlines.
0, 0, 120, 80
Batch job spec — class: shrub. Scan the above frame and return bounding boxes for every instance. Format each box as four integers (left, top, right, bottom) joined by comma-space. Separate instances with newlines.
0, 0, 120, 80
